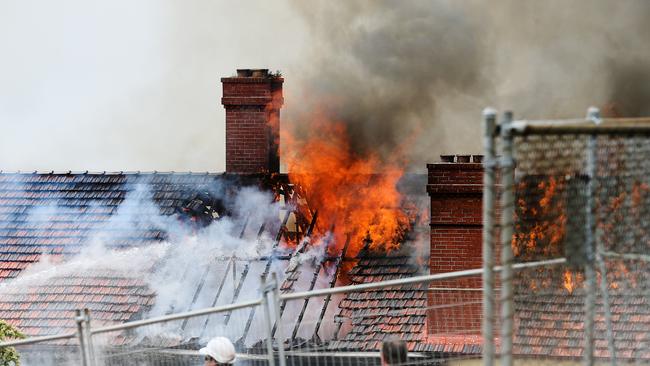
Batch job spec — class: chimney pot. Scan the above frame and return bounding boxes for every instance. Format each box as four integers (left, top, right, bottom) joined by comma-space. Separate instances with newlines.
440, 154, 455, 163
236, 69, 253, 77
456, 154, 471, 163
251, 69, 269, 77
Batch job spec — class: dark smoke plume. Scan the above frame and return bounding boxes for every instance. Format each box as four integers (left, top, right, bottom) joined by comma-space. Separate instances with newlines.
286, 0, 650, 171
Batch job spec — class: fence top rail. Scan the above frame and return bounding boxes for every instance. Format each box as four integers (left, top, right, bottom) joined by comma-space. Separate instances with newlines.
1, 258, 567, 347
91, 298, 262, 335
281, 257, 566, 301
508, 117, 650, 136
0, 330, 76, 348
149, 348, 431, 359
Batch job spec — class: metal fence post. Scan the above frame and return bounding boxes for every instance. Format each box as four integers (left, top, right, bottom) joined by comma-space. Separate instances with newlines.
83, 308, 97, 366
586, 107, 617, 366
583, 107, 600, 366
499, 111, 515, 366
261, 275, 277, 366
482, 108, 497, 366
271, 272, 287, 366
75, 309, 90, 366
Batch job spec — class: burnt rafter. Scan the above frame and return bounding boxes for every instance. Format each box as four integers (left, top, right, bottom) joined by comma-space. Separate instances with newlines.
223, 221, 267, 326
283, 182, 318, 243
290, 226, 335, 341
312, 233, 352, 341
199, 255, 234, 339
271, 212, 321, 338
237, 208, 293, 345
190, 215, 251, 335
178, 191, 224, 227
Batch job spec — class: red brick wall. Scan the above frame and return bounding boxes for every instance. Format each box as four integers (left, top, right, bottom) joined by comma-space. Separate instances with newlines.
221, 72, 283, 173
427, 156, 483, 336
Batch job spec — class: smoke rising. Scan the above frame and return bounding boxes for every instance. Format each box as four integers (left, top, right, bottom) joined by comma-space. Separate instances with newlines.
286, 0, 650, 170
3, 1, 649, 172
0, 0, 306, 172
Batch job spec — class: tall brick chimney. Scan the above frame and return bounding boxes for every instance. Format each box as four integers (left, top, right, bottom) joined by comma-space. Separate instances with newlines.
426, 154, 483, 338
222, 69, 284, 174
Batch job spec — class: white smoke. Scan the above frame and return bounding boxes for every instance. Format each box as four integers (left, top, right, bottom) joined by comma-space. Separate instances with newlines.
0, 181, 282, 325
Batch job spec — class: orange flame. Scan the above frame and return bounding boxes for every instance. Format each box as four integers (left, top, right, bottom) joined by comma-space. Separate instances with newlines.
563, 270, 575, 293
283, 116, 411, 258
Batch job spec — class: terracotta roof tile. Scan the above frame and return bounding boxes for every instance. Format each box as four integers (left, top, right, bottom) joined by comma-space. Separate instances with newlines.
328, 243, 429, 352
0, 272, 155, 336
513, 265, 650, 360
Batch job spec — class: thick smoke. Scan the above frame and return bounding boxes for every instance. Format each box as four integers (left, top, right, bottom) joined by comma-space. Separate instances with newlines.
3, 1, 648, 172
286, 0, 650, 170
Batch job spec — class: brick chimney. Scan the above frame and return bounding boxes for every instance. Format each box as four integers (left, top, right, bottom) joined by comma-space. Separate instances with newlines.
426, 154, 483, 337
221, 69, 284, 174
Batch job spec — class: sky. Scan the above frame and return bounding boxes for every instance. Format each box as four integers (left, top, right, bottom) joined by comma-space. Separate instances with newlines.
0, 0, 308, 172
2, 1, 649, 172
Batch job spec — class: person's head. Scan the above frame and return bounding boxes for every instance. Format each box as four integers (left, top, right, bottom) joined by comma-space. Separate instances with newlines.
381, 338, 408, 366
200, 337, 236, 365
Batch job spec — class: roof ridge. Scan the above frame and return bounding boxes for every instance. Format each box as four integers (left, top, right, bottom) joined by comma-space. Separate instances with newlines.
0, 171, 225, 176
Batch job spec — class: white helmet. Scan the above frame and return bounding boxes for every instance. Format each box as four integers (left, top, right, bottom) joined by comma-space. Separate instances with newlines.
199, 337, 236, 364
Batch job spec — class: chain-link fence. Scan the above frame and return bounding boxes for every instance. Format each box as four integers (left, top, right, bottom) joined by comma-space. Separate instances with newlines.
1, 269, 495, 366
484, 108, 650, 366
6, 108, 650, 366
0, 285, 272, 366
9, 333, 82, 365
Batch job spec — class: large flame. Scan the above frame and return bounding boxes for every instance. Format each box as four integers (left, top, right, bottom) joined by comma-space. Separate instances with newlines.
516, 175, 649, 293
283, 116, 411, 258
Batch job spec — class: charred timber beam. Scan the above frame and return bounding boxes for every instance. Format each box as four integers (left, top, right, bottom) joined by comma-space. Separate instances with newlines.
238, 209, 292, 345
291, 260, 324, 340
196, 216, 250, 336
199, 256, 234, 339
271, 212, 320, 338
226, 222, 266, 328
180, 264, 211, 332
312, 233, 351, 340
290, 227, 335, 340
223, 262, 250, 325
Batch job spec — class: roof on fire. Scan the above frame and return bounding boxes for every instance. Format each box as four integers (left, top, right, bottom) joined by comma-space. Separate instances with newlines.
0, 172, 277, 337
0, 171, 434, 353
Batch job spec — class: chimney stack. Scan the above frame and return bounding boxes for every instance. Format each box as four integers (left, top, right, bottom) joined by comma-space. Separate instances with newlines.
426, 154, 484, 337
222, 69, 283, 174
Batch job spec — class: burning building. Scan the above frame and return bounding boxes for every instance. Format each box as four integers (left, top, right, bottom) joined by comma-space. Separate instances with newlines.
3, 68, 645, 365
0, 69, 436, 364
